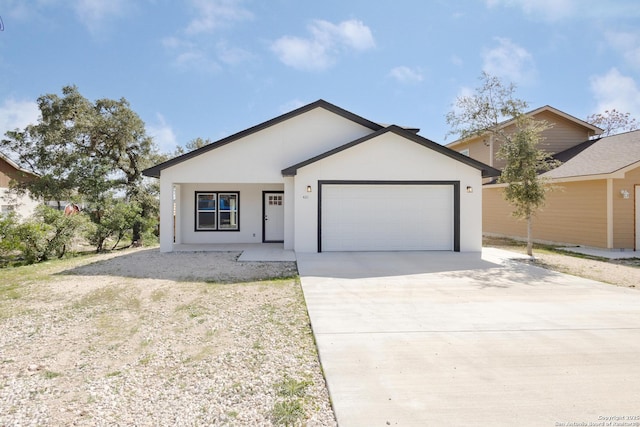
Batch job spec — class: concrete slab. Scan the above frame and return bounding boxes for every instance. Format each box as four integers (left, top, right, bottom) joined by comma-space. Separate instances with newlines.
173, 243, 296, 262
237, 244, 296, 262
297, 249, 640, 426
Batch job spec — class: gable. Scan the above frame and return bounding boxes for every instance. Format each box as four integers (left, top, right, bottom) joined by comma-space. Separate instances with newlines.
143, 100, 382, 179
447, 105, 602, 159
534, 110, 599, 154
153, 105, 380, 184
283, 126, 500, 178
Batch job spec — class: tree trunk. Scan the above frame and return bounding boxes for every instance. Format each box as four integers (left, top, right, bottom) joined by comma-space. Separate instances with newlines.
132, 220, 142, 246
526, 215, 533, 257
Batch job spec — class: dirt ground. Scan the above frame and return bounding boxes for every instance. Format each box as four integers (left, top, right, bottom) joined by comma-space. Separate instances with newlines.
1, 242, 637, 426
484, 237, 640, 289
0, 249, 336, 426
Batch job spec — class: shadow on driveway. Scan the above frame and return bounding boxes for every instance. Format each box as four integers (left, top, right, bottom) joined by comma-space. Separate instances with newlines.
295, 249, 567, 289
297, 248, 640, 426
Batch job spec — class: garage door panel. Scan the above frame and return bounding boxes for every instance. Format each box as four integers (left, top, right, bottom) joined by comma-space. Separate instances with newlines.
321, 184, 454, 251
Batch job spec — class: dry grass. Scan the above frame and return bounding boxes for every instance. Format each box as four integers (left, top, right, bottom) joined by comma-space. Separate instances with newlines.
484, 236, 639, 289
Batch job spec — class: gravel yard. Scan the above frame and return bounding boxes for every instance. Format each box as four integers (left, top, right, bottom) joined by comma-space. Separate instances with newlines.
0, 249, 336, 426
2, 242, 637, 426
484, 237, 640, 289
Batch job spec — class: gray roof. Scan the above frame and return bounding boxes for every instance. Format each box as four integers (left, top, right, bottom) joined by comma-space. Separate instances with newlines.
543, 129, 640, 179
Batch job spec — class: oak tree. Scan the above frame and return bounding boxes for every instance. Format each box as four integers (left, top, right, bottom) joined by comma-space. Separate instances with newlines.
446, 72, 558, 256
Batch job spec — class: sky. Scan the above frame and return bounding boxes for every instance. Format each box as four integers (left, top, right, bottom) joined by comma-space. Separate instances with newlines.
1, 0, 640, 155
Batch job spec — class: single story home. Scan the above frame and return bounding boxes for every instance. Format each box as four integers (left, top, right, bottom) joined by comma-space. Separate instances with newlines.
447, 105, 640, 252
143, 100, 499, 253
0, 153, 39, 219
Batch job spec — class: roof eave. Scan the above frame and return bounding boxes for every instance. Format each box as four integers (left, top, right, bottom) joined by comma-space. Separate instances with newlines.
445, 105, 605, 147
282, 125, 501, 178
141, 100, 385, 179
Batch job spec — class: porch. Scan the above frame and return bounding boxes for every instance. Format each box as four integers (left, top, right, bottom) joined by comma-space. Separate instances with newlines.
172, 242, 296, 262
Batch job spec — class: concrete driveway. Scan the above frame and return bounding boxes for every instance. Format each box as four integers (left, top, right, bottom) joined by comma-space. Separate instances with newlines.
296, 249, 640, 427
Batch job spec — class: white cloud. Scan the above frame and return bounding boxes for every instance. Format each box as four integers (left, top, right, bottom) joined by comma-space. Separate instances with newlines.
1, 0, 129, 34
482, 37, 536, 84
185, 0, 253, 35
162, 37, 221, 72
271, 36, 333, 71
0, 98, 40, 139
72, 0, 130, 34
487, 0, 640, 21
147, 114, 178, 154
605, 31, 640, 70
590, 68, 640, 118
389, 66, 424, 84
485, 0, 575, 22
175, 50, 220, 72
310, 19, 375, 51
271, 19, 375, 71
450, 86, 474, 115
216, 41, 254, 65
163, 1, 253, 73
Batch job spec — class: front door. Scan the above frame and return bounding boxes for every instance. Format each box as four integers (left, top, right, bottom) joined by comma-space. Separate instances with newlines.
263, 192, 285, 242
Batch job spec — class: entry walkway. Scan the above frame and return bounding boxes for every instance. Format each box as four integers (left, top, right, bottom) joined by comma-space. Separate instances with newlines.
172, 243, 296, 262
297, 249, 640, 426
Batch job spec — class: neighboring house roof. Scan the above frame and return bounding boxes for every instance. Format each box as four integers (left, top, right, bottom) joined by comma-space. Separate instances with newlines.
0, 152, 38, 181
282, 125, 500, 178
446, 105, 603, 148
143, 100, 385, 179
543, 129, 640, 179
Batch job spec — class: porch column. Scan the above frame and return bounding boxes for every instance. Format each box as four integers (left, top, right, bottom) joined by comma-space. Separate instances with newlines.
173, 184, 182, 245
607, 178, 614, 249
283, 177, 295, 250
159, 176, 175, 252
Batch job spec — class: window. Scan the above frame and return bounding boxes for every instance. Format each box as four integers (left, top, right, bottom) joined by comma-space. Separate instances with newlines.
268, 194, 283, 206
195, 192, 239, 231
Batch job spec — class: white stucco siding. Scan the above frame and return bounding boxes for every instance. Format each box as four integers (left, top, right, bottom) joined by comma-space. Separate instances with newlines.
177, 183, 283, 245
292, 133, 483, 252
159, 108, 375, 185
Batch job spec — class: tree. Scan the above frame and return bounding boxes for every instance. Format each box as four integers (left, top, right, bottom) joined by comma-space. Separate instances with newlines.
1, 86, 94, 205
446, 72, 558, 256
172, 137, 212, 156
586, 109, 639, 136
1, 85, 158, 249
13, 206, 89, 264
85, 195, 141, 252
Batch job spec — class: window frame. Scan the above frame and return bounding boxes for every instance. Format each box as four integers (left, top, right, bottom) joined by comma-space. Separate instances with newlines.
194, 191, 240, 232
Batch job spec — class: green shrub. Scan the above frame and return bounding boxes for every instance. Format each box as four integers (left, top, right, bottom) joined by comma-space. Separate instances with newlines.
13, 206, 90, 264
0, 212, 22, 264
85, 197, 141, 251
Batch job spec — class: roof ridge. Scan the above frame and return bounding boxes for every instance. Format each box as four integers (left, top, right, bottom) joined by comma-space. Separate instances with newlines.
142, 100, 384, 178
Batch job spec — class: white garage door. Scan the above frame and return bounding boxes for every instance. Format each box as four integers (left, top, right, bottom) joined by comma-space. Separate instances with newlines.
321, 184, 455, 251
